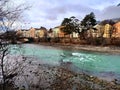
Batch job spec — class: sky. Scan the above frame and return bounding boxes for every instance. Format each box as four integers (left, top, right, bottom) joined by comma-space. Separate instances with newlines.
16, 0, 120, 29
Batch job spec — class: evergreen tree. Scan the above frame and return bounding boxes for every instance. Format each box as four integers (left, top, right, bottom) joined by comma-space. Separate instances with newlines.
80, 12, 96, 39
61, 16, 80, 35
81, 12, 96, 30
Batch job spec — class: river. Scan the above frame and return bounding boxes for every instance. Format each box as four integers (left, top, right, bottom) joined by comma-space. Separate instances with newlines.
11, 44, 120, 80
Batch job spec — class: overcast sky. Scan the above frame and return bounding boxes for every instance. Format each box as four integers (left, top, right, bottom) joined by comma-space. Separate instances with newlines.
18, 0, 120, 29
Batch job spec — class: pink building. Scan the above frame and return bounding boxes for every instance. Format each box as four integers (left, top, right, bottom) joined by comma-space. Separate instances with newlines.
112, 22, 120, 38
29, 27, 36, 38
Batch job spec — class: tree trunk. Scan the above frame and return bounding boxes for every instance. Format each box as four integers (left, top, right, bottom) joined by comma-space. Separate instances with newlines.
1, 54, 5, 90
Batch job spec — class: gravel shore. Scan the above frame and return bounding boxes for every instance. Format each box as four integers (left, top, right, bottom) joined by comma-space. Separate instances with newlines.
10, 57, 120, 90
14, 58, 120, 90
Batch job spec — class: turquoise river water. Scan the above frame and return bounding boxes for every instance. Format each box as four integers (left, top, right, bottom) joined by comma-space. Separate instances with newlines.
11, 44, 120, 80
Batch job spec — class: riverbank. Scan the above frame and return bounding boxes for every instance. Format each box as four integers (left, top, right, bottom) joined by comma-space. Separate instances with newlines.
38, 42, 120, 54
2, 56, 120, 90
1, 46, 120, 89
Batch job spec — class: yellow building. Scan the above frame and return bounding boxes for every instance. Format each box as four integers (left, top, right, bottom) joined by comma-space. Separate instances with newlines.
103, 24, 112, 38
53, 26, 65, 38
35, 27, 47, 38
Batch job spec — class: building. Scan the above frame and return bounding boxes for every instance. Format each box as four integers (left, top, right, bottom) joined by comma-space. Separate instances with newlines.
16, 29, 30, 37
72, 32, 79, 38
48, 28, 54, 38
35, 27, 47, 38
94, 24, 104, 38
29, 27, 36, 38
87, 28, 96, 38
16, 29, 23, 37
112, 22, 120, 38
52, 26, 65, 38
17, 26, 48, 39
103, 24, 112, 38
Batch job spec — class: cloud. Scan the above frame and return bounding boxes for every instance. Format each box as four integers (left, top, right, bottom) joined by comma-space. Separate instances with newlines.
43, 3, 99, 21
21, 0, 120, 29
97, 6, 120, 20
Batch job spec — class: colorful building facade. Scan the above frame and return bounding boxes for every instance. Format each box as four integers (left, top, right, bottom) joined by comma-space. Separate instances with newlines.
112, 22, 120, 38
35, 27, 47, 38
103, 24, 112, 38
29, 27, 35, 38
52, 26, 65, 38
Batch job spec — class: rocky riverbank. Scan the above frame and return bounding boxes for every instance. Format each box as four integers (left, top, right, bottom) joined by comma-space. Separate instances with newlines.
4, 57, 120, 90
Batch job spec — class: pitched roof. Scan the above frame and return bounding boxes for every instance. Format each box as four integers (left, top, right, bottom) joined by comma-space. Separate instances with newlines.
39, 26, 47, 30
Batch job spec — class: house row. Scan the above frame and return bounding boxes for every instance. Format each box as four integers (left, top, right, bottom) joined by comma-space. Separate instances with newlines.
17, 26, 79, 39
49, 26, 79, 38
51, 21, 120, 39
17, 21, 120, 40
17, 27, 47, 38
87, 21, 120, 39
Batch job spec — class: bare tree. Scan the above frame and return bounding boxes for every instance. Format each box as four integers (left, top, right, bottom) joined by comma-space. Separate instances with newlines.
0, 0, 29, 90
